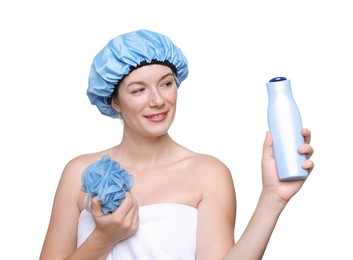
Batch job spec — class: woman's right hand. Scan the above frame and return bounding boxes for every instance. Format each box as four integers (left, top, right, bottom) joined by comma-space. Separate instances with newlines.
261, 129, 314, 204
91, 192, 139, 247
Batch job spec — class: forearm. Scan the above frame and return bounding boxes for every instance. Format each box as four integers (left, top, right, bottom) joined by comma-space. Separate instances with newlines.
63, 230, 114, 260
223, 191, 287, 260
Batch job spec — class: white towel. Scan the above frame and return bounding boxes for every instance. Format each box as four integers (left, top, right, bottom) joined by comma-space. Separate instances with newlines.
77, 203, 198, 260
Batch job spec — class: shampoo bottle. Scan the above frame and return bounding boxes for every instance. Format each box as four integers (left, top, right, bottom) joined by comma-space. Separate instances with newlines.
266, 77, 308, 181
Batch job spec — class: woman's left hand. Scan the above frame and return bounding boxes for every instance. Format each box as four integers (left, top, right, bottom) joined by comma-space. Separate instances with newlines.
261, 128, 315, 203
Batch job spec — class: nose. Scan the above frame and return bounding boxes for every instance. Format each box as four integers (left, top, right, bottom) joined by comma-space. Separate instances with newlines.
149, 88, 164, 107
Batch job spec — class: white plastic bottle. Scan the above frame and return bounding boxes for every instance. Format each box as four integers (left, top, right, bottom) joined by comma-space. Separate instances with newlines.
266, 77, 308, 181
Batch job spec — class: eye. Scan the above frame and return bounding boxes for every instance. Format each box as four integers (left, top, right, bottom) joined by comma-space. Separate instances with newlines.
161, 78, 176, 88
131, 88, 145, 95
163, 81, 173, 87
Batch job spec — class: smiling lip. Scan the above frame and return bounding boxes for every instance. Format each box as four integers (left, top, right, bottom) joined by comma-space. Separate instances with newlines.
144, 111, 168, 122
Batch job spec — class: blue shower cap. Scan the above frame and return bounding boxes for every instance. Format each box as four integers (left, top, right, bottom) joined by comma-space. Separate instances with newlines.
87, 29, 189, 118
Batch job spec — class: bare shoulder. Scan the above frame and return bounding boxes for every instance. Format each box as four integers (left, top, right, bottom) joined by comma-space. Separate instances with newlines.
62, 149, 113, 178
53, 149, 116, 213
58, 149, 115, 196
179, 150, 235, 199
64, 153, 100, 176
193, 152, 235, 203
191, 152, 233, 183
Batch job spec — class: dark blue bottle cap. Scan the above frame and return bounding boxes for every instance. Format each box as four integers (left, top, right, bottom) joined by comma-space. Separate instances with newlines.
269, 77, 287, 82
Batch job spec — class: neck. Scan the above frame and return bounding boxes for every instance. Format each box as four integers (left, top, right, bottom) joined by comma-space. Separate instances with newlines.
115, 132, 176, 169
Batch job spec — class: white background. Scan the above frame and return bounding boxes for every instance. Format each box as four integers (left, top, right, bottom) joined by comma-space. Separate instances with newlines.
1, 0, 352, 259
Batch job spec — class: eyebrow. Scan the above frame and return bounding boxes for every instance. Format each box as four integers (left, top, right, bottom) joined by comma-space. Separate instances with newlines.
125, 72, 175, 88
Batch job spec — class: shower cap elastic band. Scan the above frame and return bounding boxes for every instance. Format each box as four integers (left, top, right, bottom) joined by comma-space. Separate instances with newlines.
87, 29, 189, 118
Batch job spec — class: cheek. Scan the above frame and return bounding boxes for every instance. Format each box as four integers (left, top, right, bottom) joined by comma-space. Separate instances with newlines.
119, 98, 144, 118
165, 88, 178, 104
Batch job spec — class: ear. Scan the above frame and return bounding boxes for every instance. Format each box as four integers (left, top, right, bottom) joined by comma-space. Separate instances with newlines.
111, 98, 122, 113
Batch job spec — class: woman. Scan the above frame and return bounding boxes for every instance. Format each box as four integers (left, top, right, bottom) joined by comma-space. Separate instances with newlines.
40, 29, 314, 259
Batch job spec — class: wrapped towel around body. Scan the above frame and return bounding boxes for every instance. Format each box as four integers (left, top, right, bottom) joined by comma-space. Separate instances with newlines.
77, 203, 198, 259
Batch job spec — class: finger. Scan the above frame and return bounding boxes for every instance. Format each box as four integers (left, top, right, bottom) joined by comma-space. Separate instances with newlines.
302, 160, 315, 174
262, 131, 274, 156
125, 196, 139, 219
298, 143, 314, 159
125, 197, 140, 231
114, 192, 135, 216
131, 207, 140, 233
301, 128, 311, 144
91, 196, 104, 217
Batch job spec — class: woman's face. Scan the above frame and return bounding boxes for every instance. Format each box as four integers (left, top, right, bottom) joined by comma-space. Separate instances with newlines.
112, 64, 178, 137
